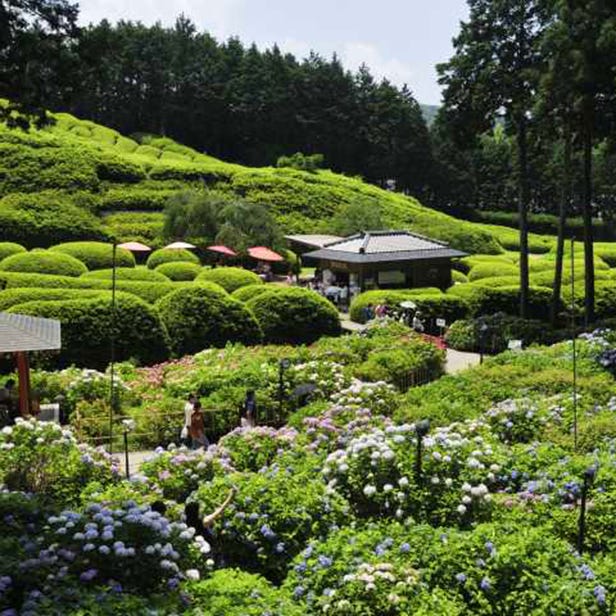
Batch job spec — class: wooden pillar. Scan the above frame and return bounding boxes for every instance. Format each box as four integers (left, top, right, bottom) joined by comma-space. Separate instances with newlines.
15, 351, 31, 417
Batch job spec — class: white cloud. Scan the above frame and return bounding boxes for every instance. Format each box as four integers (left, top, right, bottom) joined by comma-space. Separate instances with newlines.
340, 42, 415, 87
78, 0, 246, 39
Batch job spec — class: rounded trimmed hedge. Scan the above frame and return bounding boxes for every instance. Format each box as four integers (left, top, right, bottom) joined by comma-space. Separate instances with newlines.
246, 287, 340, 344
0, 242, 26, 261
146, 248, 200, 269
451, 269, 468, 284
231, 283, 278, 303
8, 294, 169, 368
196, 266, 263, 293
156, 284, 262, 355
468, 262, 519, 282
0, 251, 88, 277
81, 267, 169, 282
456, 254, 514, 274
0, 288, 110, 311
154, 261, 201, 281
49, 241, 136, 270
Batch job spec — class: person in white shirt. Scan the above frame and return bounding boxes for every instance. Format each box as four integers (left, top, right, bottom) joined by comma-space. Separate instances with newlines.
182, 393, 197, 443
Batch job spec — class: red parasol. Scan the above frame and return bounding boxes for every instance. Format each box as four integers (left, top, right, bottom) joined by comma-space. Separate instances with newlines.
206, 245, 237, 257
247, 246, 284, 262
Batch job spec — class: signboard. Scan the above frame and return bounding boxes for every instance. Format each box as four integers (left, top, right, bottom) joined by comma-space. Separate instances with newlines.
378, 270, 406, 285
508, 339, 523, 351
436, 318, 447, 328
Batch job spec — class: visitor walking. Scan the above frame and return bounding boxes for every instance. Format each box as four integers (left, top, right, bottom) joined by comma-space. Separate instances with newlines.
240, 390, 257, 428
412, 311, 425, 333
189, 401, 209, 449
181, 393, 197, 445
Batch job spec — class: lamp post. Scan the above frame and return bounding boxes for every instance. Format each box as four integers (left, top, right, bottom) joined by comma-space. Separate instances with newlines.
479, 323, 489, 364
577, 466, 596, 554
121, 419, 136, 479
278, 358, 291, 423
108, 241, 152, 455
414, 419, 430, 483
570, 238, 578, 451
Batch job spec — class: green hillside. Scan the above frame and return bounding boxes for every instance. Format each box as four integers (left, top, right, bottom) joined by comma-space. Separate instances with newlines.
1, 107, 553, 255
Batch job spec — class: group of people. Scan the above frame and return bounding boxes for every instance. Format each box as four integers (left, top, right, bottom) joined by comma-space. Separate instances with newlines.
362, 303, 425, 332
181, 390, 259, 449
307, 269, 359, 312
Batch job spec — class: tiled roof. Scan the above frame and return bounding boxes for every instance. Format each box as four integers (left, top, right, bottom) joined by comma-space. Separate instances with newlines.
0, 312, 61, 352
285, 234, 344, 248
303, 230, 467, 263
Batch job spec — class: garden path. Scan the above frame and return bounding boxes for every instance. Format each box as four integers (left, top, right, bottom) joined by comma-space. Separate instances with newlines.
445, 348, 481, 373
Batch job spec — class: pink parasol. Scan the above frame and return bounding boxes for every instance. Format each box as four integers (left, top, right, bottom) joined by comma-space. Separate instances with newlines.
247, 246, 284, 262
206, 245, 237, 257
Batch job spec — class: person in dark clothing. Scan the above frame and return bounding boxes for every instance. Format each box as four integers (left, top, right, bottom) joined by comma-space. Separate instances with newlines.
240, 390, 257, 428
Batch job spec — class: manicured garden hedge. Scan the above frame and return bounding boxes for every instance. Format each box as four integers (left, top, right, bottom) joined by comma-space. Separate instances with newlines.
0, 242, 26, 261
8, 294, 169, 368
0, 287, 111, 311
196, 266, 263, 293
81, 267, 169, 282
447, 284, 555, 320
468, 262, 519, 281
156, 284, 262, 355
49, 241, 136, 269
0, 271, 181, 303
455, 254, 514, 274
246, 287, 340, 344
146, 247, 200, 269
154, 261, 201, 281
231, 283, 278, 303
0, 191, 108, 247
0, 250, 88, 277
349, 289, 469, 325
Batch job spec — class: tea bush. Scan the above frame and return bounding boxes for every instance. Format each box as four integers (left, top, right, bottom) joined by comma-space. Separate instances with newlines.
8, 294, 170, 368
247, 287, 340, 344
196, 266, 263, 293
155, 261, 201, 281
0, 241, 26, 261
81, 266, 169, 282
147, 247, 200, 269
49, 241, 136, 269
231, 283, 279, 302
0, 250, 88, 277
156, 285, 262, 355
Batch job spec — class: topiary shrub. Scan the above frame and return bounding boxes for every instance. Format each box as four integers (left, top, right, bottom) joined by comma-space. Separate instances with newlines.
0, 242, 26, 261
447, 284, 555, 320
231, 284, 279, 303
8, 294, 170, 368
456, 254, 515, 274
81, 267, 169, 282
0, 250, 87, 277
156, 284, 262, 355
468, 262, 519, 282
146, 248, 200, 269
247, 287, 340, 344
154, 261, 201, 281
0, 191, 109, 247
0, 287, 109, 311
49, 241, 136, 270
196, 267, 263, 293
451, 269, 468, 284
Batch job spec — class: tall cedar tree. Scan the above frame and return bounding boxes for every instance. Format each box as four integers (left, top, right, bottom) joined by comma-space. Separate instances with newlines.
438, 0, 545, 319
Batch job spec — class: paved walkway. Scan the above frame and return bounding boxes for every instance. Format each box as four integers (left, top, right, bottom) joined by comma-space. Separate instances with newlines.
445, 348, 481, 374
116, 450, 151, 476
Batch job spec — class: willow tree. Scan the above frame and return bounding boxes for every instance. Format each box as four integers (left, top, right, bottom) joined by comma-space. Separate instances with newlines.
439, 0, 546, 318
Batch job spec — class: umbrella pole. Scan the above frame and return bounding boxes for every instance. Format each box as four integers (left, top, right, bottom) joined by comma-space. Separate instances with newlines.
15, 351, 31, 417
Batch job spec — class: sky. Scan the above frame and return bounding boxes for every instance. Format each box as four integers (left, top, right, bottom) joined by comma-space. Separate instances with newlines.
77, 0, 470, 105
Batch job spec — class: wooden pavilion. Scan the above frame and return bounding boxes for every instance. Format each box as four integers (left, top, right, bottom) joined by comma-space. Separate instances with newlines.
302, 230, 467, 291
0, 312, 61, 417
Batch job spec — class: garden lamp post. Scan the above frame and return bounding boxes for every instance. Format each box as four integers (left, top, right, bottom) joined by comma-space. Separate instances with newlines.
278, 358, 291, 423
479, 323, 489, 364
121, 418, 136, 479
55, 394, 66, 425
414, 419, 431, 483
577, 466, 596, 554
109, 241, 151, 455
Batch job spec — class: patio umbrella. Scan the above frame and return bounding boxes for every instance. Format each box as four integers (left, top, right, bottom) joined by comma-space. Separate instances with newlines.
248, 246, 284, 262
164, 241, 196, 250
118, 241, 152, 252
206, 245, 237, 257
